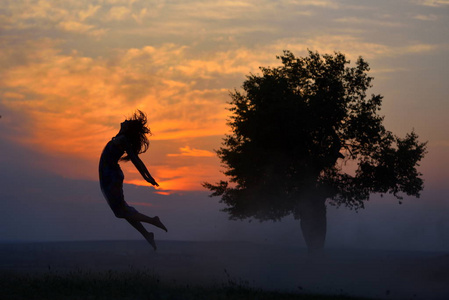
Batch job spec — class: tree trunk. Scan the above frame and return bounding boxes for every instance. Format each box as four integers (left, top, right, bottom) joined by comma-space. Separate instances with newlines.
298, 196, 327, 254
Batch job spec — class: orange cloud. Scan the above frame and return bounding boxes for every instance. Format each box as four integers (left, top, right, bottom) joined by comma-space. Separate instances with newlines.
78, 4, 101, 21
154, 164, 222, 192
415, 0, 449, 7
167, 146, 215, 157
271, 35, 444, 62
1, 0, 447, 197
0, 40, 235, 191
2, 92, 25, 100
106, 6, 131, 21
4, 36, 439, 192
121, 153, 222, 193
59, 21, 95, 34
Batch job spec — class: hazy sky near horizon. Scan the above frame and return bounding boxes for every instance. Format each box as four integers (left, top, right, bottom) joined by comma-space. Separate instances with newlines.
1, 0, 449, 247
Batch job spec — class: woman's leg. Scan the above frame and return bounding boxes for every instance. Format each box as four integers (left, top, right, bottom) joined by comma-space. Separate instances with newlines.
101, 175, 165, 250
126, 212, 168, 232
126, 219, 157, 250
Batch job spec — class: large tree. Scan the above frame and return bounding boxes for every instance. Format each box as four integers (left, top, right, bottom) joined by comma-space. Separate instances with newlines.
204, 50, 427, 253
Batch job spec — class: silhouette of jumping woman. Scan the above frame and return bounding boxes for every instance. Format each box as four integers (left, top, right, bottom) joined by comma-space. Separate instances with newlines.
99, 110, 167, 250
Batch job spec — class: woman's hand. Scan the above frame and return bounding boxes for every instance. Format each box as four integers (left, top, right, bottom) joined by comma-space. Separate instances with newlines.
148, 177, 159, 187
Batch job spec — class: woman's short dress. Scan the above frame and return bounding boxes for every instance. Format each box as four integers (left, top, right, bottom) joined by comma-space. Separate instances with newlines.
99, 139, 138, 218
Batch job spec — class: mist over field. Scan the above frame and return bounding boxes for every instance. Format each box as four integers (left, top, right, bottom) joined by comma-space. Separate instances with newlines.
1, 159, 448, 253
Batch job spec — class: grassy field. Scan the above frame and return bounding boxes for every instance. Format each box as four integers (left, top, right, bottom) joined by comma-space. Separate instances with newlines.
0, 270, 372, 300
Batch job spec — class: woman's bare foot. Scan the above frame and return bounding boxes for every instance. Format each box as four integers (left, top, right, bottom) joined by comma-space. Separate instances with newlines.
153, 216, 168, 232
144, 232, 157, 250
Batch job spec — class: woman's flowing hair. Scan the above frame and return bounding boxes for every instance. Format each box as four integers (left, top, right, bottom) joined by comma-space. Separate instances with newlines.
121, 110, 151, 161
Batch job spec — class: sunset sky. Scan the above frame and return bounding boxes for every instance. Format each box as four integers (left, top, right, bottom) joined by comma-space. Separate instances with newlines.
1, 0, 449, 247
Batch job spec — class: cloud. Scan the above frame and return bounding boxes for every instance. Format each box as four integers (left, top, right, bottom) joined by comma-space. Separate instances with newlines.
121, 158, 222, 193
175, 49, 271, 77
403, 44, 439, 53
149, 164, 221, 192
1, 34, 441, 167
0, 40, 232, 189
132, 8, 148, 24
2, 92, 25, 100
2, 0, 448, 193
413, 14, 439, 21
2, 0, 107, 36
334, 17, 404, 28
414, 0, 449, 6
167, 146, 215, 157
78, 4, 102, 21
272, 36, 391, 60
271, 35, 444, 61
106, 6, 131, 21
59, 21, 95, 34
289, 0, 340, 9
174, 1, 256, 20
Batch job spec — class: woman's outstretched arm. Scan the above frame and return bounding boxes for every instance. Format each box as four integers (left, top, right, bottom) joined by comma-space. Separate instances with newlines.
125, 145, 159, 186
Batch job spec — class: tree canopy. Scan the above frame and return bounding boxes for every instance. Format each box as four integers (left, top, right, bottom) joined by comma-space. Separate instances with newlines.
204, 50, 427, 221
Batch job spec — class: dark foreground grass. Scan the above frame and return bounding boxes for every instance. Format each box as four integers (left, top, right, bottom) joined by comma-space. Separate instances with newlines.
0, 270, 372, 300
